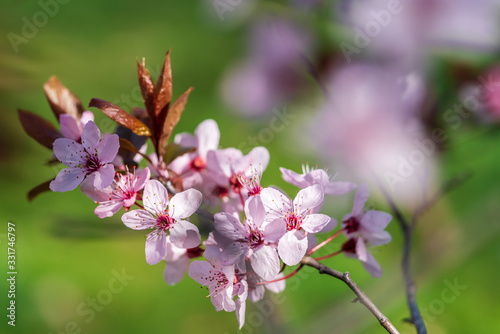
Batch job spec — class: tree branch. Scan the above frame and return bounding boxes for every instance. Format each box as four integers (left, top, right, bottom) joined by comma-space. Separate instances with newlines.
301, 255, 400, 334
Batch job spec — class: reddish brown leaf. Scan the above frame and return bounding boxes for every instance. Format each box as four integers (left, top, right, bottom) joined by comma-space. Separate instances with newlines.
155, 51, 173, 121
118, 137, 152, 164
158, 87, 194, 157
43, 76, 84, 122
163, 143, 196, 165
89, 99, 151, 136
136, 58, 157, 131
27, 180, 52, 201
18, 109, 62, 149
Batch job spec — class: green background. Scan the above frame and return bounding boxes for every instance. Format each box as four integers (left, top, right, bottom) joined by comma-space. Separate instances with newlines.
1, 1, 499, 333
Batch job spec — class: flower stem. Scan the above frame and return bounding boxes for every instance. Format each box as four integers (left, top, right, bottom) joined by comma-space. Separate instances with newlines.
307, 228, 345, 255
314, 250, 342, 261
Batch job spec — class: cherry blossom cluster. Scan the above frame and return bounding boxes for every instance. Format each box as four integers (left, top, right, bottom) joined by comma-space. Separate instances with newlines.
19, 59, 393, 329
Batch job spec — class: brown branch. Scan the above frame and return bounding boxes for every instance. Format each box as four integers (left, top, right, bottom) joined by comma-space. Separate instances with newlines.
301, 255, 400, 334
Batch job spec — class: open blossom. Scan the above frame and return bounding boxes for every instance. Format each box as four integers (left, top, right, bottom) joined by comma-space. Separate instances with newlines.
189, 246, 248, 328
50, 121, 119, 192
59, 110, 94, 141
261, 185, 333, 265
209, 146, 269, 213
214, 196, 286, 281
168, 119, 220, 191
341, 184, 392, 277
81, 167, 151, 218
122, 180, 202, 265
280, 164, 357, 196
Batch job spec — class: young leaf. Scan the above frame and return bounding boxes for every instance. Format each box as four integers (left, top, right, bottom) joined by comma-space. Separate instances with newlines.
27, 180, 53, 201
155, 51, 173, 121
163, 143, 196, 165
89, 98, 152, 136
43, 76, 84, 122
18, 109, 62, 149
136, 58, 157, 131
158, 87, 194, 157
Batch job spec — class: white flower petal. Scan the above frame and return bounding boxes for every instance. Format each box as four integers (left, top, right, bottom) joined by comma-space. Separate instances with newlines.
169, 188, 202, 219
143, 180, 169, 215
278, 230, 308, 266
250, 246, 280, 281
170, 220, 201, 249
301, 214, 333, 233
145, 231, 167, 265
293, 184, 324, 214
122, 209, 156, 230
81, 121, 100, 152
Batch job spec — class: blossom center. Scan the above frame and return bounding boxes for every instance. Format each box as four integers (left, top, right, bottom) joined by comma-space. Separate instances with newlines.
229, 174, 243, 193
156, 213, 174, 231
343, 216, 360, 234
85, 152, 102, 173
286, 213, 301, 231
246, 229, 264, 248
341, 238, 357, 254
190, 156, 206, 172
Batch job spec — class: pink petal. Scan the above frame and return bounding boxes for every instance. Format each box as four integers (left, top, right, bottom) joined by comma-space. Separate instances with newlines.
235, 283, 248, 329
50, 167, 86, 192
260, 187, 291, 220
59, 114, 81, 141
80, 177, 111, 202
195, 119, 220, 157
143, 180, 169, 215
214, 212, 246, 240
360, 210, 392, 232
145, 231, 167, 265
53, 138, 84, 167
278, 230, 308, 266
234, 146, 270, 173
169, 188, 202, 219
365, 231, 392, 247
133, 167, 151, 191
174, 132, 197, 148
221, 241, 248, 265
362, 252, 383, 278
280, 167, 308, 188
250, 246, 280, 281
324, 181, 357, 196
261, 219, 286, 243
170, 220, 201, 249
301, 214, 333, 233
293, 184, 324, 215
96, 134, 120, 164
92, 164, 115, 189
265, 273, 286, 293
79, 110, 94, 124
164, 255, 190, 285
81, 121, 100, 151
121, 209, 156, 230
352, 183, 370, 216
188, 260, 214, 284
355, 237, 368, 262
244, 195, 266, 228
94, 201, 123, 218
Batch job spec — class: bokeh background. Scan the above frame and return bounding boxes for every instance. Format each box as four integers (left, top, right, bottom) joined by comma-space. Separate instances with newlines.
1, 1, 500, 333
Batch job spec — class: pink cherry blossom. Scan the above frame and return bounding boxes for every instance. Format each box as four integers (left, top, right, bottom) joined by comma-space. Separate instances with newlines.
122, 180, 202, 265
163, 236, 204, 285
341, 237, 383, 278
342, 183, 392, 247
50, 121, 119, 192
260, 185, 333, 265
189, 246, 248, 328
81, 167, 151, 218
168, 119, 221, 192
209, 146, 269, 213
59, 110, 94, 141
280, 164, 357, 196
214, 196, 286, 281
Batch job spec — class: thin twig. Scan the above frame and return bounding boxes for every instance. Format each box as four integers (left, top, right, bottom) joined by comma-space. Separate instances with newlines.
301, 255, 400, 334
376, 182, 427, 334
